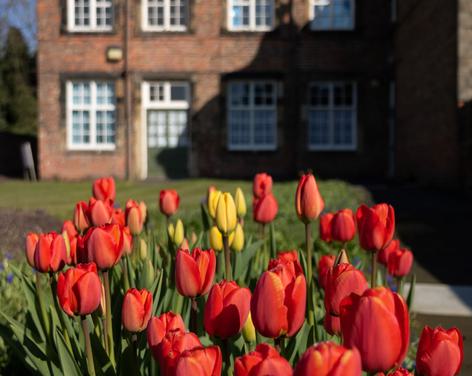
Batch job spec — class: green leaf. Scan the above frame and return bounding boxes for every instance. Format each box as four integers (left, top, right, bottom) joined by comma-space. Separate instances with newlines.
54, 328, 81, 376
269, 223, 277, 259
233, 239, 264, 281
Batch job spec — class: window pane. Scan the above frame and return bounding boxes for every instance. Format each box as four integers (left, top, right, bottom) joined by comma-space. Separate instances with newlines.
148, 0, 165, 26
311, 0, 353, 30
230, 83, 250, 106
150, 84, 165, 102
308, 110, 329, 146
254, 109, 275, 145
254, 82, 274, 106
169, 0, 187, 26
74, 0, 90, 26
96, 110, 115, 144
72, 82, 91, 105
170, 84, 187, 101
229, 110, 251, 146
310, 84, 330, 106
97, 83, 115, 105
232, 2, 250, 27
96, 0, 112, 27
72, 110, 90, 144
333, 110, 353, 145
255, 0, 272, 27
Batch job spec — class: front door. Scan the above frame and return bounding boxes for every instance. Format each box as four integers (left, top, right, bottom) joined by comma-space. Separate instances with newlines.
143, 81, 190, 179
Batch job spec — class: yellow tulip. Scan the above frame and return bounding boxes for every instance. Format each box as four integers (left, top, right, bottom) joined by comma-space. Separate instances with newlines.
207, 189, 222, 219
230, 223, 244, 252
168, 219, 184, 247
215, 192, 237, 236
209, 226, 223, 252
139, 238, 148, 260
242, 313, 256, 343
234, 187, 247, 218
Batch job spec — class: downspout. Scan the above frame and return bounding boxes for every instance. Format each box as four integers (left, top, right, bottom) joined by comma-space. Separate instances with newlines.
124, 0, 132, 180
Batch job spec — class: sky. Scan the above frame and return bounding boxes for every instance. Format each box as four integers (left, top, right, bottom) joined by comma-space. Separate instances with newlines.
0, 0, 37, 52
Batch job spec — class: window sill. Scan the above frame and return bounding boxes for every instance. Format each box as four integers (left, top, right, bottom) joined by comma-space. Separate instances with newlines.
137, 29, 194, 37
220, 28, 274, 37
308, 146, 357, 152
227, 146, 277, 152
62, 29, 116, 36
66, 146, 116, 153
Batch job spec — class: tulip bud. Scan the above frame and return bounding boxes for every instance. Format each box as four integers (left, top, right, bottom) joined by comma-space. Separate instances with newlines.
253, 173, 273, 198
253, 194, 278, 224
125, 199, 146, 235
168, 219, 185, 248
215, 192, 237, 236
159, 189, 180, 217
140, 259, 155, 290
331, 208, 356, 243
387, 248, 414, 278
57, 262, 102, 316
235, 343, 292, 376
295, 173, 325, 224
33, 232, 67, 273
122, 288, 153, 332
86, 224, 125, 270
207, 189, 222, 219
175, 345, 223, 376
73, 201, 91, 233
147, 312, 186, 360
317, 254, 335, 289
25, 232, 39, 268
294, 342, 362, 376
335, 248, 349, 265
356, 203, 395, 252
139, 238, 148, 260
319, 213, 334, 243
92, 176, 116, 203
242, 313, 256, 343
416, 326, 463, 376
209, 226, 223, 252
122, 226, 133, 255
175, 248, 216, 297
378, 239, 400, 266
230, 223, 245, 252
235, 188, 247, 219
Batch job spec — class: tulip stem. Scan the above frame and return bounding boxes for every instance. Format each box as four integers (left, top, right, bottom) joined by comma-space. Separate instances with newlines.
50, 275, 73, 354
396, 276, 404, 296
35, 273, 50, 336
274, 337, 285, 354
223, 235, 233, 281
371, 252, 377, 288
81, 316, 96, 376
103, 271, 116, 366
190, 297, 198, 333
222, 339, 231, 375
306, 222, 318, 342
305, 222, 313, 285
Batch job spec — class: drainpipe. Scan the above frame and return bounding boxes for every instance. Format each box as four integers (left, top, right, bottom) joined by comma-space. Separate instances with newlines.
124, 0, 132, 180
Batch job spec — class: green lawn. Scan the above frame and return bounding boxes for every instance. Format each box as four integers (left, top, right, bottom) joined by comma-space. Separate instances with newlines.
0, 178, 372, 248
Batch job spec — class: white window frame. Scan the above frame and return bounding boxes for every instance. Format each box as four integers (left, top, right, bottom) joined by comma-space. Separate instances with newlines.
227, 0, 275, 32
67, 0, 114, 32
227, 80, 278, 151
66, 80, 116, 151
307, 81, 357, 151
309, 0, 355, 31
141, 0, 189, 32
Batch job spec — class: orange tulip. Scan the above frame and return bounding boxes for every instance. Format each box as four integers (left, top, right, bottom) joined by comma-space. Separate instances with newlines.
125, 199, 146, 235
25, 232, 39, 268
88, 197, 113, 226
92, 176, 116, 203
204, 280, 251, 339
175, 345, 222, 376
157, 330, 202, 376
340, 287, 410, 373
234, 343, 292, 376
356, 204, 395, 252
253, 173, 273, 198
111, 208, 125, 226
147, 312, 186, 360
378, 239, 400, 266
294, 342, 362, 376
295, 173, 325, 224
324, 263, 368, 335
416, 326, 463, 376
319, 213, 334, 242
253, 194, 278, 224
317, 254, 335, 289
331, 209, 356, 243
86, 224, 125, 270
160, 189, 180, 217
251, 251, 306, 338
57, 262, 102, 316
122, 288, 153, 332
62, 219, 78, 239
175, 248, 216, 297
121, 226, 133, 255
33, 232, 67, 273
73, 201, 91, 233
387, 248, 413, 277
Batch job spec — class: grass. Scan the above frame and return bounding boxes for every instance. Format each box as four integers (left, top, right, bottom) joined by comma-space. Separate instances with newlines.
0, 178, 372, 249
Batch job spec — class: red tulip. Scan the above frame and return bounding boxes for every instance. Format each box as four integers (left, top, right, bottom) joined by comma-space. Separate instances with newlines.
25, 232, 39, 268
74, 201, 91, 233
92, 176, 116, 203
57, 262, 102, 316
88, 197, 113, 226
126, 199, 146, 235
381, 368, 414, 376
317, 254, 335, 289
62, 220, 78, 265
253, 194, 278, 224
157, 330, 202, 376
416, 326, 463, 376
251, 251, 306, 338
253, 173, 273, 198
319, 213, 334, 242
147, 312, 186, 360
175, 248, 216, 297
86, 224, 125, 270
340, 287, 410, 373
121, 226, 133, 255
378, 239, 400, 266
387, 248, 413, 277
33, 232, 67, 273
204, 280, 251, 339
331, 209, 356, 243
324, 263, 368, 335
122, 288, 153, 332
295, 173, 324, 223
62, 220, 78, 239
160, 189, 180, 217
356, 204, 395, 251
111, 208, 125, 226
234, 343, 292, 376
175, 345, 222, 376
294, 341, 362, 376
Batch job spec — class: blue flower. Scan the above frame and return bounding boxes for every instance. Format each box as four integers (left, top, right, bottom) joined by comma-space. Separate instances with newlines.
6, 273, 13, 284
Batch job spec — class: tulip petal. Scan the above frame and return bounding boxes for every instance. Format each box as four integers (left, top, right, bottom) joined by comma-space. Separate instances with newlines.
285, 274, 307, 337
122, 291, 145, 332
252, 356, 293, 376
175, 250, 201, 297
393, 290, 410, 365
74, 270, 102, 315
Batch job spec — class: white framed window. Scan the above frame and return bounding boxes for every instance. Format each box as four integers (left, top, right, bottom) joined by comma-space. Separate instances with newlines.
309, 0, 355, 30
227, 81, 277, 151
67, 0, 113, 32
142, 81, 190, 148
228, 0, 274, 31
142, 0, 188, 31
308, 82, 357, 151
66, 81, 116, 150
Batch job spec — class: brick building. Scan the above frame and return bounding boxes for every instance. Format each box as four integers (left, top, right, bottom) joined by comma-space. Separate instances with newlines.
37, 0, 470, 184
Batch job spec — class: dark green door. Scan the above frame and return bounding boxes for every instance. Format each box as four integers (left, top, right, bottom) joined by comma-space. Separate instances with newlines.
147, 110, 188, 179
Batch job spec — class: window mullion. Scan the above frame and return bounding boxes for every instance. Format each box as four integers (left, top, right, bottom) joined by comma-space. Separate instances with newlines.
91, 82, 97, 147
165, 0, 170, 30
